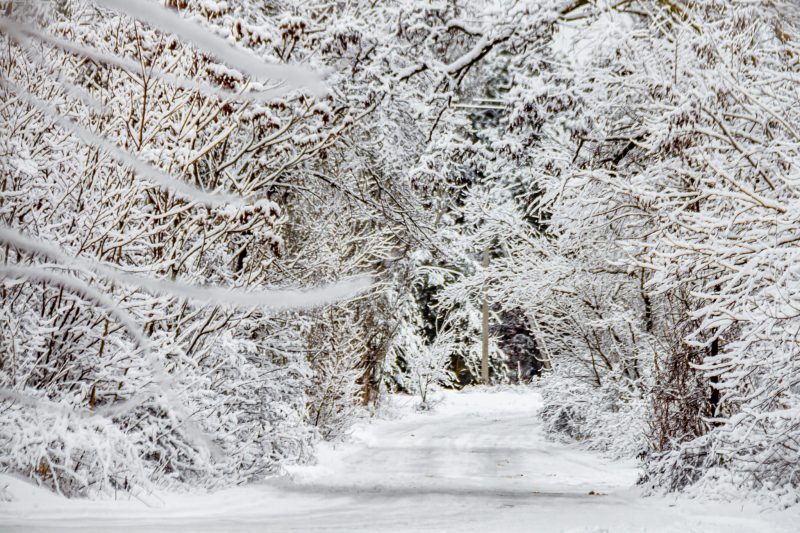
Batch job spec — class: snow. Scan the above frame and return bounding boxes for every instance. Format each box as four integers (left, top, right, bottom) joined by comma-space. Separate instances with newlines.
1, 388, 796, 532
0, 18, 284, 103
0, 227, 372, 312
0, 264, 147, 350
441, 32, 510, 75
95, 0, 325, 95
2, 77, 247, 208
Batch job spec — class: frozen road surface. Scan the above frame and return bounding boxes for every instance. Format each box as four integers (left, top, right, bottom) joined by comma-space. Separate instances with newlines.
1, 388, 797, 532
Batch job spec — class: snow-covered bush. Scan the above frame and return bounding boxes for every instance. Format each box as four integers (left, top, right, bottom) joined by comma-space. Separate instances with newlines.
405, 330, 457, 409
0, 402, 145, 497
305, 307, 368, 440
539, 366, 648, 460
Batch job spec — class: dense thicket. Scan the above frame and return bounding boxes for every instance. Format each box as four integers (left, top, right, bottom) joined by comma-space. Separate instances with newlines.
1, 0, 799, 506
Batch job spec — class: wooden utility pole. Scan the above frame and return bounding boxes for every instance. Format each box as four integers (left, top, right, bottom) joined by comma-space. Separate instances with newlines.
481, 246, 490, 384
528, 314, 552, 371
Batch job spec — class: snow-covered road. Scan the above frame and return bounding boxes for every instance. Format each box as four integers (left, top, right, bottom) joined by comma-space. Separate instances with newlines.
1, 388, 797, 532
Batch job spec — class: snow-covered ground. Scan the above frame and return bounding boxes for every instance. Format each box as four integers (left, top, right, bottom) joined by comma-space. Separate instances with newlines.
1, 388, 797, 532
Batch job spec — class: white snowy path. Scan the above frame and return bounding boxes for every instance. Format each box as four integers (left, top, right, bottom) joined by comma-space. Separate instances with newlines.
1, 388, 797, 532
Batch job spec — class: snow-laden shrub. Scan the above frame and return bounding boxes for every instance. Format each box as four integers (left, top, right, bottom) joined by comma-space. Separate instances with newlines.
405, 330, 457, 409
643, 436, 800, 508
643, 332, 800, 506
167, 328, 317, 484
305, 308, 366, 441
0, 279, 319, 494
538, 365, 648, 460
0, 403, 145, 497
